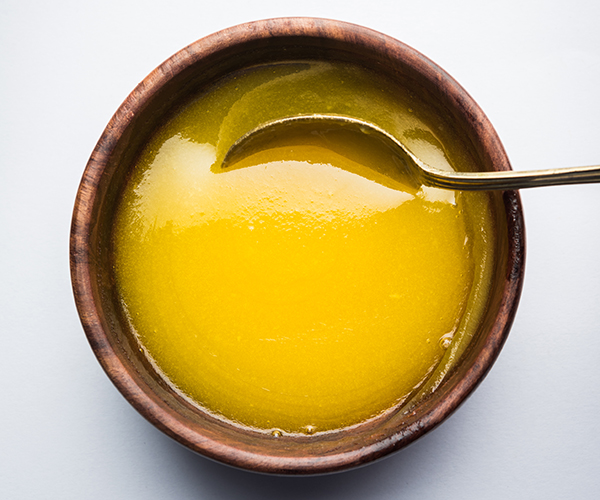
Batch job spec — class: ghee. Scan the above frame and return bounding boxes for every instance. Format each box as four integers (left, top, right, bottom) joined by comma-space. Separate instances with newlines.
112, 61, 495, 435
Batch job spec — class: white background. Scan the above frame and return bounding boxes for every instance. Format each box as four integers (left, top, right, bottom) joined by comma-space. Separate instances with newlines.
1, 1, 599, 498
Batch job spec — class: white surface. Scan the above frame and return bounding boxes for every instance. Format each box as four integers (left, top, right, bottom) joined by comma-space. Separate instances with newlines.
1, 1, 599, 498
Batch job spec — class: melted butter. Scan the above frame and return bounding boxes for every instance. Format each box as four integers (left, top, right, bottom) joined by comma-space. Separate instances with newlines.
112, 61, 495, 434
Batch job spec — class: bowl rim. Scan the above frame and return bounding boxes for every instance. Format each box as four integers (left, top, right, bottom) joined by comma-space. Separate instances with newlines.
70, 17, 525, 474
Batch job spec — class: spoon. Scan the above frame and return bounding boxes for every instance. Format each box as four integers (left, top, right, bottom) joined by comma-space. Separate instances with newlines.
221, 114, 600, 191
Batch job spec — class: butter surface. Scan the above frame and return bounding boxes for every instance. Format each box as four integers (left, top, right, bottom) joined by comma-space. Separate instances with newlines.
112, 61, 494, 434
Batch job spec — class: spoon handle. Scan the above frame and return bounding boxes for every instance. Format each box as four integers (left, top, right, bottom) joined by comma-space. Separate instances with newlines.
419, 163, 600, 191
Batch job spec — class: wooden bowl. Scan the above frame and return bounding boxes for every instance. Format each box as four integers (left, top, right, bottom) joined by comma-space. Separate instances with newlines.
70, 18, 525, 475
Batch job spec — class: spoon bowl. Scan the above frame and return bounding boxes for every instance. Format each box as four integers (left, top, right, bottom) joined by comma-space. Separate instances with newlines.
223, 114, 600, 190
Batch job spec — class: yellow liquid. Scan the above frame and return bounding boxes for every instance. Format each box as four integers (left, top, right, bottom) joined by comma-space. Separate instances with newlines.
112, 61, 495, 435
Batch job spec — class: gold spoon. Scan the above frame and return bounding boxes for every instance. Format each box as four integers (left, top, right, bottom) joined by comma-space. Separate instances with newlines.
221, 114, 600, 191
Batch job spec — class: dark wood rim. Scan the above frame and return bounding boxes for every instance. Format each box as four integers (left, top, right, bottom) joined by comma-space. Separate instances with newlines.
70, 17, 525, 474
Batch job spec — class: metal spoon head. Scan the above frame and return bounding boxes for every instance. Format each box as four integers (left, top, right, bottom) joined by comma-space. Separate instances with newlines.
220, 114, 424, 185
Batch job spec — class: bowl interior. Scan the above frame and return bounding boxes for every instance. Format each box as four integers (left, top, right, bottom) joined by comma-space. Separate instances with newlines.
71, 18, 524, 474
